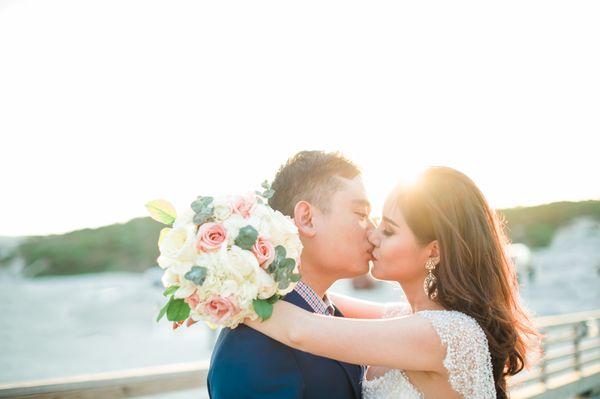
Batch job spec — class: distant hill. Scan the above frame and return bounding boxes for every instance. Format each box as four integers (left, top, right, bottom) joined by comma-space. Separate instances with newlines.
2, 200, 599, 277
498, 200, 600, 248
5, 217, 162, 277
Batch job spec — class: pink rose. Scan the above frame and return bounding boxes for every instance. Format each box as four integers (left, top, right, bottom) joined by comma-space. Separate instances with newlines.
252, 237, 276, 268
184, 291, 200, 309
233, 195, 256, 218
196, 222, 227, 252
203, 295, 240, 324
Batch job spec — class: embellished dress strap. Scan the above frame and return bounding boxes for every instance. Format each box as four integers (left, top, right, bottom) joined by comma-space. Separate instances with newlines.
417, 310, 497, 399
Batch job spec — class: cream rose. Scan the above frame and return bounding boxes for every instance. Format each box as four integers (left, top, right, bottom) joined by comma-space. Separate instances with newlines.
225, 245, 260, 281
213, 197, 234, 221
268, 210, 299, 244
158, 225, 197, 267
256, 267, 278, 299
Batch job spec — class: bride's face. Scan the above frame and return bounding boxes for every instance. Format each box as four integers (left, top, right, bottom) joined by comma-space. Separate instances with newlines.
368, 197, 430, 283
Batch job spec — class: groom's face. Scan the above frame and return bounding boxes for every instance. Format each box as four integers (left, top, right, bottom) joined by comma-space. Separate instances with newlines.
311, 176, 375, 278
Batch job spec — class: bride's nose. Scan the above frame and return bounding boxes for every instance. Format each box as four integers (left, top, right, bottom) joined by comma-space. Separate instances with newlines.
367, 228, 380, 247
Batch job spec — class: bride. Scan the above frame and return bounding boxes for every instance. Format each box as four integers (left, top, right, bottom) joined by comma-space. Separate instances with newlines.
245, 166, 540, 399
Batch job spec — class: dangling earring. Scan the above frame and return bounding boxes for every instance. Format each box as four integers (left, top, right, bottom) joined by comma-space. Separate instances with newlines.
423, 257, 439, 299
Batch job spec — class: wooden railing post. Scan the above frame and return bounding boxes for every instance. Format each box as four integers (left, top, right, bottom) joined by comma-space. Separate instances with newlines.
574, 321, 588, 373
539, 330, 547, 385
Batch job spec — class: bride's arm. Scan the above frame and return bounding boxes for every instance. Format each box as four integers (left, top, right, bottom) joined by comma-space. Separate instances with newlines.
328, 292, 387, 319
245, 301, 444, 372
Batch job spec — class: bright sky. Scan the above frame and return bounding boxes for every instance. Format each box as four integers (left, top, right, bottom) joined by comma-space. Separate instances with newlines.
1, 0, 598, 237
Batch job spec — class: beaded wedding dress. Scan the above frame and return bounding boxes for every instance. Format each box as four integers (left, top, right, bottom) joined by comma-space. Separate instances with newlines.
362, 303, 496, 399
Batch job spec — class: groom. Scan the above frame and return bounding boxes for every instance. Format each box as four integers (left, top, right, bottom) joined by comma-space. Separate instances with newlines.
207, 150, 375, 399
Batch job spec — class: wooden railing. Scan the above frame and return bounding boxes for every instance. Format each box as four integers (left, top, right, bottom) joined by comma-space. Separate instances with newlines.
510, 309, 600, 398
2, 310, 599, 399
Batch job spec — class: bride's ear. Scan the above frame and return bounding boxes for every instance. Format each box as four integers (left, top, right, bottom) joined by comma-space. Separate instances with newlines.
293, 201, 317, 238
428, 240, 441, 264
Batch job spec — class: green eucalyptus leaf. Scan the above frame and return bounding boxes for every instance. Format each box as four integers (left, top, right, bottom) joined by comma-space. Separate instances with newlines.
185, 266, 208, 286
193, 211, 213, 225
275, 245, 286, 261
280, 258, 295, 272
235, 225, 259, 250
191, 196, 214, 213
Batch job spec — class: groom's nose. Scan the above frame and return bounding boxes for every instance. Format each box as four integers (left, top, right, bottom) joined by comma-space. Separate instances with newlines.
366, 216, 376, 231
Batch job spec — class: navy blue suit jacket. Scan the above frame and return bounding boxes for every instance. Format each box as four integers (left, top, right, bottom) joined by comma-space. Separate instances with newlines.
207, 290, 365, 399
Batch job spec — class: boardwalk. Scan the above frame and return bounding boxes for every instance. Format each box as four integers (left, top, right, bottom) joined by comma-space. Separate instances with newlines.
2, 309, 598, 399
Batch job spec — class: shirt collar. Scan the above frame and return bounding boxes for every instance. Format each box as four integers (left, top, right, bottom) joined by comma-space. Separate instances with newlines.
294, 280, 335, 316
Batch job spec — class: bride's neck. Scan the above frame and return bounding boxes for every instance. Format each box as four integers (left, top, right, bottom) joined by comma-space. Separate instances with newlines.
398, 278, 445, 313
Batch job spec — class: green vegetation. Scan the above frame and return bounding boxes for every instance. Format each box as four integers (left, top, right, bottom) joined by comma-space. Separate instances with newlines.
3, 200, 599, 277
498, 200, 600, 248
14, 217, 162, 277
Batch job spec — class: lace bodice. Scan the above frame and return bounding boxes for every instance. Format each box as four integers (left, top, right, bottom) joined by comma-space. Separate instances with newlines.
362, 304, 496, 399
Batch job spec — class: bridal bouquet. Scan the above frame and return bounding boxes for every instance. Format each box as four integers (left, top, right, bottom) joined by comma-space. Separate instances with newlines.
146, 182, 302, 330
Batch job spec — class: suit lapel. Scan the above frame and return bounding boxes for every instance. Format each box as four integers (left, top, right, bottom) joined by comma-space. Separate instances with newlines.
282, 291, 365, 399
333, 305, 366, 399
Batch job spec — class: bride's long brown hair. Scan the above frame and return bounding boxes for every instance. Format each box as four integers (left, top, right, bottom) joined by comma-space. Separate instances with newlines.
393, 166, 540, 398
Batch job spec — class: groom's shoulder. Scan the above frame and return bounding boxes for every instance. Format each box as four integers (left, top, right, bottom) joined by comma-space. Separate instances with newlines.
209, 325, 303, 386
214, 323, 292, 354
210, 293, 307, 366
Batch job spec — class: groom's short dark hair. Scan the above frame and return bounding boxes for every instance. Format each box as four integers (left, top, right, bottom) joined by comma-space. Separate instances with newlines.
269, 151, 361, 217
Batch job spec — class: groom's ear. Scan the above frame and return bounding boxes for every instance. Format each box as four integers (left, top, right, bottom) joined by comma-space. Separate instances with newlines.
293, 201, 317, 238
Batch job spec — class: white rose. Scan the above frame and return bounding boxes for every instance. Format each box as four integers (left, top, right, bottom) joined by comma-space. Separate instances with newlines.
198, 272, 221, 297
222, 213, 247, 245
161, 268, 180, 288
251, 204, 275, 235
225, 245, 260, 281
220, 279, 240, 297
223, 213, 266, 246
158, 225, 197, 265
237, 280, 259, 306
256, 267, 278, 299
213, 197, 234, 221
268, 210, 299, 244
161, 268, 197, 298
157, 254, 178, 270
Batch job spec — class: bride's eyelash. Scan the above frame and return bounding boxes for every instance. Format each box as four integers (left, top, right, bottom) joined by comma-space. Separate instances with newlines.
383, 228, 393, 237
